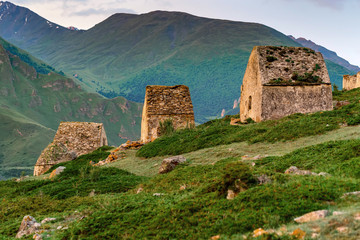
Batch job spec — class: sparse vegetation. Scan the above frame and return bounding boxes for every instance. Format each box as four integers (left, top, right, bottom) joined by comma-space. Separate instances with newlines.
266, 55, 278, 62
158, 119, 175, 137
291, 71, 320, 84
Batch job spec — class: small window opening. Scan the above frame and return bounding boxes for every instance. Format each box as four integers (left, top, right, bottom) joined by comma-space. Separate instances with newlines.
248, 96, 252, 110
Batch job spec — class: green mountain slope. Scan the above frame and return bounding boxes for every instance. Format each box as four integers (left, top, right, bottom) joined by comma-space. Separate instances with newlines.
0, 38, 142, 179
0, 2, 354, 121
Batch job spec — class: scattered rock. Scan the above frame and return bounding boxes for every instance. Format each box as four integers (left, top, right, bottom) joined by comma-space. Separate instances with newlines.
41, 218, 56, 224
62, 227, 69, 230
311, 233, 320, 239
33, 233, 42, 240
210, 235, 221, 240
120, 140, 144, 150
153, 193, 164, 197
49, 166, 66, 179
250, 162, 255, 166
284, 166, 329, 176
310, 225, 321, 234
91, 148, 126, 167
158, 155, 187, 174
336, 226, 349, 233
294, 210, 329, 223
252, 155, 261, 160
15, 175, 30, 182
241, 155, 249, 160
136, 187, 143, 194
354, 212, 360, 220
341, 191, 360, 198
230, 118, 242, 125
226, 190, 236, 200
89, 189, 96, 197
291, 228, 306, 239
333, 100, 350, 109
57, 226, 62, 230
16, 215, 41, 238
285, 166, 317, 176
253, 228, 268, 237
332, 211, 345, 216
257, 174, 272, 185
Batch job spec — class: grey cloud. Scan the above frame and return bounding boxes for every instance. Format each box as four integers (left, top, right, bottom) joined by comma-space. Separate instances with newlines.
310, 0, 346, 10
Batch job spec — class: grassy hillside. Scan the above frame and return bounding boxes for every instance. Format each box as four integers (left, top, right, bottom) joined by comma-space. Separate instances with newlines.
0, 88, 360, 239
137, 87, 360, 158
0, 38, 142, 179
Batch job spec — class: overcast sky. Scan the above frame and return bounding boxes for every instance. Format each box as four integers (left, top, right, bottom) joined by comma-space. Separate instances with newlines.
8, 0, 360, 67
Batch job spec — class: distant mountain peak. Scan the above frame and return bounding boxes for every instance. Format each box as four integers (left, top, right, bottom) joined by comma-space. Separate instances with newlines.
289, 35, 360, 73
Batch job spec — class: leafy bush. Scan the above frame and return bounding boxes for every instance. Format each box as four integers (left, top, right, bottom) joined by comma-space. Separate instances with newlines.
158, 119, 175, 137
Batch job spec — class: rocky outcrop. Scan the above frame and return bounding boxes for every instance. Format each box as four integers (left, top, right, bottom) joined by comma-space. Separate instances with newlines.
34, 122, 108, 176
159, 155, 187, 174
294, 210, 329, 223
16, 215, 41, 238
284, 166, 329, 176
49, 166, 66, 179
141, 85, 195, 143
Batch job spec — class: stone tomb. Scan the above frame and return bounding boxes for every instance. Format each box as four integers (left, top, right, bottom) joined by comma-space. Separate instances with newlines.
34, 122, 108, 176
240, 46, 333, 122
140, 85, 195, 143
343, 72, 360, 90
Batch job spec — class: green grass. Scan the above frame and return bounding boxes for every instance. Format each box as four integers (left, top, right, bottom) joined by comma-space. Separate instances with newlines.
1, 136, 360, 239
256, 140, 360, 178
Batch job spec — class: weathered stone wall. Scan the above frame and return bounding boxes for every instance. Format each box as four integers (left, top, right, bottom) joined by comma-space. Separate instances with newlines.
141, 85, 195, 143
343, 72, 360, 90
240, 49, 263, 122
34, 122, 108, 176
261, 85, 333, 120
240, 46, 333, 122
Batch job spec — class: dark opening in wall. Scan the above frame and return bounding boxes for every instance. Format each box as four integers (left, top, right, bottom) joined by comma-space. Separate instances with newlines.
248, 96, 252, 110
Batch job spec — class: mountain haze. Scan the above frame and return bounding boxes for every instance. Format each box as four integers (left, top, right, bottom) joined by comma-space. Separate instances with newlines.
0, 37, 142, 179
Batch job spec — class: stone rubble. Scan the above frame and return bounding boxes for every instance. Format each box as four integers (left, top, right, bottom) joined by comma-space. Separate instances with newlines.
49, 166, 66, 179
284, 166, 330, 176
158, 155, 187, 174
16, 215, 41, 238
294, 210, 329, 223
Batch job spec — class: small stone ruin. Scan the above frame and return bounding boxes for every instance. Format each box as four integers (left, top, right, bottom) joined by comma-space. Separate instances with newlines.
343, 72, 360, 90
34, 122, 108, 176
240, 46, 333, 122
140, 85, 195, 143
